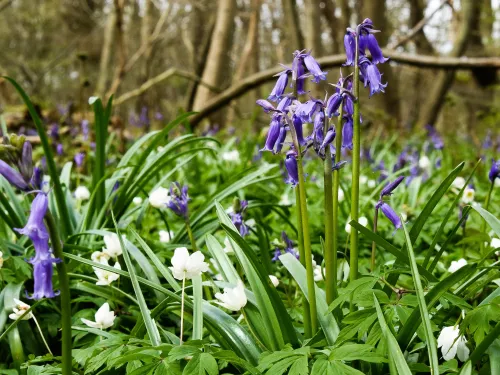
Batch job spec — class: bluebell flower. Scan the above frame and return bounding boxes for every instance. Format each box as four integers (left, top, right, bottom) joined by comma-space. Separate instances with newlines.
326, 93, 342, 118
230, 199, 249, 237
292, 115, 306, 146
56, 143, 64, 156
376, 201, 401, 230
332, 160, 347, 171
303, 54, 327, 83
48, 124, 59, 140
16, 193, 60, 299
271, 248, 281, 262
277, 96, 293, 113
275, 126, 287, 154
489, 159, 500, 183
320, 127, 336, 152
74, 152, 85, 167
380, 176, 405, 198
313, 111, 325, 145
268, 70, 290, 102
18, 142, 33, 183
360, 59, 387, 96
139, 106, 150, 128
261, 115, 282, 152
482, 130, 492, 150
296, 100, 321, 123
344, 31, 356, 66
292, 52, 306, 95
0, 160, 29, 191
425, 125, 444, 150
81, 120, 90, 141
30, 167, 43, 190
342, 116, 353, 150
256, 99, 276, 113
393, 150, 408, 172
364, 33, 389, 64
167, 182, 190, 218
285, 150, 299, 186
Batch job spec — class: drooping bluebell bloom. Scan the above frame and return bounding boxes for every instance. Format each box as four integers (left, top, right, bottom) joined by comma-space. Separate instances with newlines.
167, 182, 190, 219
332, 160, 347, 171
296, 100, 321, 123
271, 248, 281, 262
435, 158, 442, 169
326, 92, 342, 118
292, 51, 306, 95
277, 96, 293, 113
393, 150, 408, 172
139, 106, 150, 128
376, 201, 401, 230
425, 125, 444, 150
229, 199, 249, 237
320, 127, 336, 152
30, 167, 43, 190
0, 160, 29, 190
292, 115, 306, 146
282, 231, 299, 259
380, 176, 405, 198
256, 99, 275, 113
303, 54, 327, 83
261, 115, 281, 152
56, 143, 64, 156
285, 150, 299, 186
268, 70, 290, 102
482, 130, 492, 150
344, 31, 356, 66
15, 193, 60, 299
364, 33, 389, 64
81, 119, 90, 141
360, 59, 387, 96
18, 142, 33, 182
48, 124, 60, 140
489, 159, 500, 183
275, 126, 287, 154
342, 116, 353, 150
313, 111, 325, 145
74, 152, 85, 167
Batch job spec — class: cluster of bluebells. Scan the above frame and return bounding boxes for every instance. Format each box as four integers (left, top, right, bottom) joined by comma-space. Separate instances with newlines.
167, 182, 190, 219
272, 231, 299, 261
376, 176, 405, 230
229, 199, 249, 237
489, 159, 500, 184
256, 18, 387, 186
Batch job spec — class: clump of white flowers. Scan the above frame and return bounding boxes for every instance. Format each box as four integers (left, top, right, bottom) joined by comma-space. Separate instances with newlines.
170, 247, 209, 280
437, 325, 469, 362
81, 302, 116, 330
215, 281, 247, 311
461, 187, 475, 204
9, 298, 33, 321
221, 150, 240, 162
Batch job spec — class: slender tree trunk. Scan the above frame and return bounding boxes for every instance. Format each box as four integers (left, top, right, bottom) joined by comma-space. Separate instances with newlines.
192, 0, 236, 125
136, 0, 152, 131
321, 0, 339, 54
304, 0, 323, 97
418, 0, 476, 127
282, 0, 304, 52
95, 5, 116, 97
106, 0, 127, 100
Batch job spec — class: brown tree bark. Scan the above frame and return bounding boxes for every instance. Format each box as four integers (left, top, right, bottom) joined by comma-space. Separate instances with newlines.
192, 0, 236, 125
321, 0, 340, 54
95, 5, 116, 97
304, 0, 323, 97
282, 0, 304, 52
417, 0, 477, 127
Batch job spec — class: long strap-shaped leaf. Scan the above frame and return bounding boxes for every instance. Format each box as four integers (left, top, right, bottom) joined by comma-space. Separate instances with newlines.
4, 77, 73, 238
401, 220, 439, 374
373, 294, 412, 375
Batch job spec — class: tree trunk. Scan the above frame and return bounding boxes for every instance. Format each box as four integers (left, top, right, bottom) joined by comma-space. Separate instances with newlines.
417, 0, 476, 127
192, 0, 236, 125
321, 0, 339, 54
95, 4, 116, 97
136, 0, 152, 131
304, 0, 323, 97
282, 0, 304, 52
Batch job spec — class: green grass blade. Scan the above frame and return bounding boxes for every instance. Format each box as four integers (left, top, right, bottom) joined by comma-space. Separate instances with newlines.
206, 234, 239, 283
471, 204, 500, 238
458, 361, 472, 375
4, 76, 73, 238
401, 219, 439, 374
279, 253, 339, 345
469, 321, 500, 364
192, 275, 203, 340
90, 98, 109, 213
373, 295, 412, 375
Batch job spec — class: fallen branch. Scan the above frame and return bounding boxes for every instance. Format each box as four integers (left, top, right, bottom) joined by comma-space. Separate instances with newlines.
189, 51, 500, 126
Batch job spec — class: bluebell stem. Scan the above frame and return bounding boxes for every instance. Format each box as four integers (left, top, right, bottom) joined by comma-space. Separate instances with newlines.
229, 199, 249, 237
380, 176, 405, 198
488, 159, 500, 183
0, 160, 30, 190
285, 150, 299, 186
268, 70, 290, 101
16, 193, 60, 299
376, 201, 402, 230
167, 182, 190, 219
303, 54, 327, 83
74, 152, 85, 167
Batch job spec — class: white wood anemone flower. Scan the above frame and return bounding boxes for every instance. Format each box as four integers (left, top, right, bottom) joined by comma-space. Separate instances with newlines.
103, 233, 125, 258
269, 275, 279, 287
0, 251, 3, 269
159, 230, 174, 243
169, 247, 209, 280
94, 262, 121, 285
448, 258, 467, 273
81, 302, 116, 329
149, 187, 171, 208
74, 186, 90, 201
9, 298, 33, 321
437, 325, 470, 362
215, 281, 248, 311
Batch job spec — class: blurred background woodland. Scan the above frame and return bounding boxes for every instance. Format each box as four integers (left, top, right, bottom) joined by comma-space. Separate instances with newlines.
0, 0, 498, 140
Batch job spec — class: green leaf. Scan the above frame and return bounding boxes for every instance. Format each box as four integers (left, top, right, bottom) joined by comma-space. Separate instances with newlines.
373, 294, 411, 375
279, 253, 340, 345
458, 361, 472, 375
329, 344, 387, 363
191, 275, 203, 340
471, 204, 500, 239
401, 219, 439, 374
182, 353, 218, 375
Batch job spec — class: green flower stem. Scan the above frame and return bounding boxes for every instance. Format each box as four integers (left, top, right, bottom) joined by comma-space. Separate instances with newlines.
45, 212, 72, 375
285, 115, 318, 334
33, 315, 53, 356
371, 208, 379, 272
186, 217, 197, 251
180, 275, 186, 345
349, 30, 361, 283
296, 182, 312, 338
323, 115, 335, 305
331, 106, 344, 303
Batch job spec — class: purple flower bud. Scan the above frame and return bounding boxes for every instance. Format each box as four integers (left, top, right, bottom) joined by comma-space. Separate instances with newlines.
56, 143, 64, 156
30, 167, 43, 190
292, 115, 306, 146
155, 111, 164, 121
167, 182, 190, 218
344, 32, 356, 66
256, 99, 276, 113
326, 93, 342, 118
365, 34, 389, 64
272, 248, 281, 262
332, 160, 347, 171
74, 152, 85, 167
425, 125, 444, 150
320, 127, 336, 151
489, 159, 500, 183
292, 52, 306, 95
313, 111, 325, 145
15, 193, 49, 240
139, 106, 150, 128
303, 54, 327, 83
261, 116, 281, 152
376, 201, 401, 230
380, 176, 405, 198
0, 160, 29, 190
277, 96, 293, 112
482, 130, 492, 150
48, 124, 59, 140
342, 116, 353, 150
268, 71, 290, 102
285, 150, 299, 186
19, 142, 33, 182
275, 126, 287, 154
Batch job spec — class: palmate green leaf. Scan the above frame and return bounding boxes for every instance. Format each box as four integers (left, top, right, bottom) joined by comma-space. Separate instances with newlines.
401, 220, 439, 374
328, 276, 378, 312
397, 264, 475, 350
217, 202, 299, 349
4, 76, 73, 238
311, 357, 364, 375
182, 353, 218, 375
212, 351, 262, 375
279, 253, 340, 345
373, 294, 412, 375
258, 347, 309, 375
329, 344, 387, 363
384, 162, 465, 293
